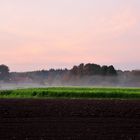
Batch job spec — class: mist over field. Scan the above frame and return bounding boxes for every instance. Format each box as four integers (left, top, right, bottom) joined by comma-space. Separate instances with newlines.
0, 63, 139, 90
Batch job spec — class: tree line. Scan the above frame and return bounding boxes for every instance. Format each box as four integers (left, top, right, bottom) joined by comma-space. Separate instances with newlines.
0, 63, 140, 87
70, 63, 117, 76
0, 63, 117, 82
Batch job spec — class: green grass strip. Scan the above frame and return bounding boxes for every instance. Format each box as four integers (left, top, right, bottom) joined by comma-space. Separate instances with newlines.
0, 87, 140, 99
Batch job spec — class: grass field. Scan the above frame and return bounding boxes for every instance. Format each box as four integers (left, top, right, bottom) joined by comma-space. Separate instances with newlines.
0, 87, 140, 99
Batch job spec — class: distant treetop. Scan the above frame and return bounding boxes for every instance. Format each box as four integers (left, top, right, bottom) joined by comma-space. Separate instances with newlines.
70, 63, 117, 76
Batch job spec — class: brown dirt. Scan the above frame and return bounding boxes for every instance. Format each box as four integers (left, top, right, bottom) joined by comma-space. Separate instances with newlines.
0, 99, 140, 140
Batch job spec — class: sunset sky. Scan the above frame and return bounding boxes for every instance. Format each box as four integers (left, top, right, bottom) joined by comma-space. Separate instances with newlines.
0, 0, 140, 72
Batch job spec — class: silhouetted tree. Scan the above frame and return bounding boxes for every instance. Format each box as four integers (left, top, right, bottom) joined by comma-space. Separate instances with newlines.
78, 63, 84, 76
101, 65, 108, 76
107, 65, 117, 76
0, 64, 10, 81
70, 66, 79, 75
83, 63, 101, 75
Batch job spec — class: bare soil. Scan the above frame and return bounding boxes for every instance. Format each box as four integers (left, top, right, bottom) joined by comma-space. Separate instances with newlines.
0, 99, 140, 140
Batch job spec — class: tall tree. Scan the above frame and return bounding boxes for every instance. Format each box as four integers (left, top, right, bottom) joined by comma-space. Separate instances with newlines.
101, 65, 108, 76
0, 64, 10, 81
107, 65, 117, 76
70, 66, 79, 75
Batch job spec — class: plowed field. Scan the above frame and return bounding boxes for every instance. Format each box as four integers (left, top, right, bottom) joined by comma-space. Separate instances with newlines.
0, 99, 140, 140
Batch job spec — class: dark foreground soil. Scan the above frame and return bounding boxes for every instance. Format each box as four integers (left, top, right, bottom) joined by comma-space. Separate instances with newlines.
0, 99, 140, 140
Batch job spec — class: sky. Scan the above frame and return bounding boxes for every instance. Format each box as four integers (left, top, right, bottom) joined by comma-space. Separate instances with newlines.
0, 0, 140, 72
